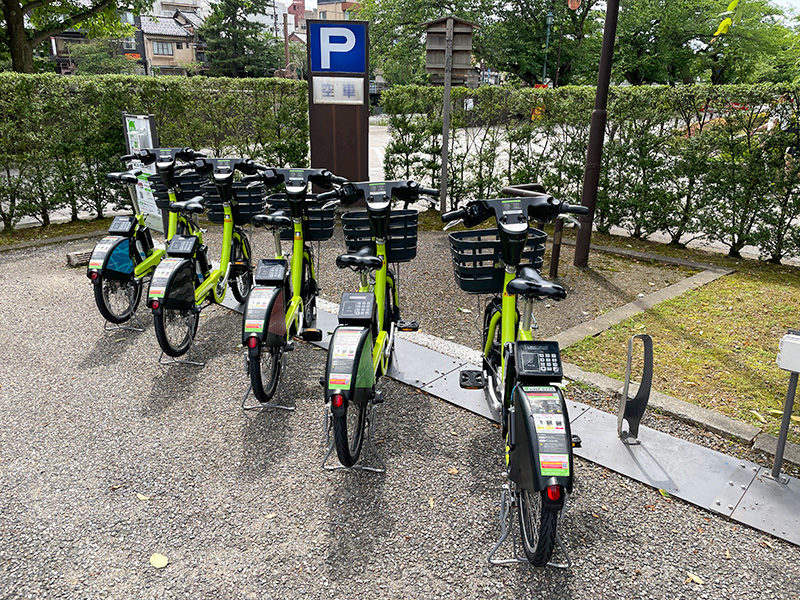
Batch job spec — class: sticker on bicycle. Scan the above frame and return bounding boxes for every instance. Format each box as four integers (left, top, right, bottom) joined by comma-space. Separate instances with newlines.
539, 453, 569, 477
88, 237, 122, 269
523, 386, 562, 412
149, 258, 183, 298
332, 328, 360, 359
328, 373, 352, 389
533, 414, 565, 434
244, 319, 265, 333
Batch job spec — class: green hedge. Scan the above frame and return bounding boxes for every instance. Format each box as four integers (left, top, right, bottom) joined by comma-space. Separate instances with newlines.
0, 73, 309, 230
381, 83, 800, 263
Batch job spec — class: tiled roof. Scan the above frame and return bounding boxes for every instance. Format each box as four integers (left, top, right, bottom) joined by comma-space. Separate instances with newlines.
176, 10, 203, 28
140, 15, 192, 37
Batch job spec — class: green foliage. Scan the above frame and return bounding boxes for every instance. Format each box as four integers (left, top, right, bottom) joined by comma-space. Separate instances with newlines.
0, 73, 308, 229
66, 38, 139, 75
198, 0, 283, 77
382, 82, 800, 262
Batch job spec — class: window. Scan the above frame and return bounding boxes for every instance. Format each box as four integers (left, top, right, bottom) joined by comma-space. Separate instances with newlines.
121, 11, 134, 24
319, 11, 327, 19
153, 41, 174, 55
176, 42, 183, 50
123, 37, 137, 50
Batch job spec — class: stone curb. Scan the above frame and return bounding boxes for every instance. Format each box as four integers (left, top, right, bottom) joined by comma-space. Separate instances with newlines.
0, 230, 107, 254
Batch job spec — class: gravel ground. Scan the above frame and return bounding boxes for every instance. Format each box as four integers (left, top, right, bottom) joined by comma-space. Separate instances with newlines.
1, 234, 798, 600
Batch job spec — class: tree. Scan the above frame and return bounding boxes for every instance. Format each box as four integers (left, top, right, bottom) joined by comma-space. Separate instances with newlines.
356, 0, 495, 86
475, 0, 603, 87
67, 37, 137, 74
0, 0, 151, 73
198, 0, 282, 77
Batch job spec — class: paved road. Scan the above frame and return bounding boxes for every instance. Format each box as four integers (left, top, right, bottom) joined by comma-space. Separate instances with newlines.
1, 236, 798, 599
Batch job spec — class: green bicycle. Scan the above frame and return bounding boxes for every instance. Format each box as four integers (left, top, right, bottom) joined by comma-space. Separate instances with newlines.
442, 193, 587, 567
320, 180, 438, 471
146, 157, 258, 361
238, 167, 351, 408
88, 148, 204, 327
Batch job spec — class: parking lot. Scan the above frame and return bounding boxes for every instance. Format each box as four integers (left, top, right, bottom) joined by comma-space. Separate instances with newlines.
1, 237, 799, 600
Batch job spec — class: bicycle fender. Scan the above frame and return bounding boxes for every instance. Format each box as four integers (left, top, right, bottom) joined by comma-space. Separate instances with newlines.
87, 236, 136, 282
509, 385, 574, 496
148, 257, 195, 311
324, 326, 374, 418
242, 285, 286, 347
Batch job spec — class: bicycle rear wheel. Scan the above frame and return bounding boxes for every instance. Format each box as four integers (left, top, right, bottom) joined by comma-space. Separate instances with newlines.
153, 306, 198, 357
249, 346, 283, 402
518, 488, 558, 566
230, 233, 253, 304
332, 399, 367, 467
94, 277, 142, 324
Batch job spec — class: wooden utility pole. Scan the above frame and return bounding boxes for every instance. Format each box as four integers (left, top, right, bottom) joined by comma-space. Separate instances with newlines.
574, 0, 620, 268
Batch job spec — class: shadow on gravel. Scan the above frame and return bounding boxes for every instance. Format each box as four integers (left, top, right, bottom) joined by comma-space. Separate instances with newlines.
191, 309, 243, 362
323, 471, 393, 580
142, 365, 204, 417
239, 409, 292, 478
77, 313, 153, 369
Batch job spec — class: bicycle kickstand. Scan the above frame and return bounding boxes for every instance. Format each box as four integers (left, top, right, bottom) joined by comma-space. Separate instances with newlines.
240, 351, 295, 411
104, 310, 146, 333
158, 339, 206, 368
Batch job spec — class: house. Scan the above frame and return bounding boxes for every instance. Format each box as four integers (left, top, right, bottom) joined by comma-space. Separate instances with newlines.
140, 14, 196, 76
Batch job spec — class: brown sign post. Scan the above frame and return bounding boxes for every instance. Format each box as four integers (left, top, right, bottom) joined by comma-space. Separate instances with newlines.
307, 20, 369, 183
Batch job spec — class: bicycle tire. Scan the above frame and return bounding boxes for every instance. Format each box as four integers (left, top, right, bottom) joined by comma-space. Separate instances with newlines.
249, 345, 282, 403
518, 488, 558, 566
153, 306, 198, 357
229, 232, 253, 304
332, 399, 367, 467
94, 276, 142, 324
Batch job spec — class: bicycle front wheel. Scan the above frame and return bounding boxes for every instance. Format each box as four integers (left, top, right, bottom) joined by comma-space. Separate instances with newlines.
249, 346, 283, 402
229, 233, 253, 304
332, 399, 367, 467
94, 277, 142, 324
518, 488, 558, 566
153, 307, 198, 357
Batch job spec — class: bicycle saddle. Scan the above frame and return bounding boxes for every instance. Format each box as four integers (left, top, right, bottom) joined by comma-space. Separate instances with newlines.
336, 246, 384, 271
253, 211, 292, 228
169, 196, 205, 214
506, 266, 566, 300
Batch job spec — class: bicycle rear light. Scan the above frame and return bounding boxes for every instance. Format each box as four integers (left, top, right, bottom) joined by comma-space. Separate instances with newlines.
90, 271, 99, 280
150, 300, 160, 310
248, 336, 258, 349
547, 485, 562, 501
331, 393, 344, 408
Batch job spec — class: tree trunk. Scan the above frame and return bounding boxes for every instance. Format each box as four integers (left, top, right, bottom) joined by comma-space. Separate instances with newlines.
4, 0, 35, 73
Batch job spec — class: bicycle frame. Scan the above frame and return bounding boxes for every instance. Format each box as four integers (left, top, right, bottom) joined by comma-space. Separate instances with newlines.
353, 241, 393, 375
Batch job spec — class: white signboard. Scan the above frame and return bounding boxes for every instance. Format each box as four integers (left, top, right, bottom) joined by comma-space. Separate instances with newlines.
122, 113, 163, 234
312, 77, 365, 105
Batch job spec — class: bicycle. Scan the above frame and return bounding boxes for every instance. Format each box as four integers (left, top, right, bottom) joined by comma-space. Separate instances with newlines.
319, 180, 438, 471
88, 147, 205, 328
441, 193, 587, 567
237, 167, 350, 409
146, 156, 259, 362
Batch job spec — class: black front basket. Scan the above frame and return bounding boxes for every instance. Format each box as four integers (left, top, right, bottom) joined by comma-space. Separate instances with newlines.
341, 209, 419, 263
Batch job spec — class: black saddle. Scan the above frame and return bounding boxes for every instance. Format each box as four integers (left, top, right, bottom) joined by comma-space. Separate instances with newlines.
169, 195, 205, 214
506, 266, 565, 300
253, 210, 292, 228
336, 246, 383, 271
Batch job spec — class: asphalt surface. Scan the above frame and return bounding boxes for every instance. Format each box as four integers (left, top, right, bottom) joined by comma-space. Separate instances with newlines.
1, 237, 799, 599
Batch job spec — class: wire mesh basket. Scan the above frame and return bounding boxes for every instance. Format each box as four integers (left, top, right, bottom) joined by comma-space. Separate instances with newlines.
265, 194, 336, 241
448, 228, 547, 294
341, 209, 418, 263
149, 172, 205, 211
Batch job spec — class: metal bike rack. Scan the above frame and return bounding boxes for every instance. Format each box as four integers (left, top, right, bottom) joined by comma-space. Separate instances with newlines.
770, 330, 800, 484
617, 333, 653, 445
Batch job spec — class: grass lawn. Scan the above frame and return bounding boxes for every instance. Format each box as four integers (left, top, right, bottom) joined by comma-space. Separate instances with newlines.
562, 258, 800, 444
0, 218, 113, 247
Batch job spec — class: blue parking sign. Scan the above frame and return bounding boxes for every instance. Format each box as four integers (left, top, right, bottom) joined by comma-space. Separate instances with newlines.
309, 22, 367, 74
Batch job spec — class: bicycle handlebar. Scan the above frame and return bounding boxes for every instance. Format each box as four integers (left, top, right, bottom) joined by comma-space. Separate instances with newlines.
106, 170, 142, 184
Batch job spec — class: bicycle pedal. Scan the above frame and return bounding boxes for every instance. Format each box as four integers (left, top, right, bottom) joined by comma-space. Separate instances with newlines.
299, 328, 323, 342
319, 376, 325, 387
372, 390, 384, 404
459, 370, 485, 390
396, 319, 419, 332
572, 434, 582, 448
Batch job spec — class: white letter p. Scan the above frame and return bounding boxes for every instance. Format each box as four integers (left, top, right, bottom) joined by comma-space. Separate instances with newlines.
320, 27, 356, 69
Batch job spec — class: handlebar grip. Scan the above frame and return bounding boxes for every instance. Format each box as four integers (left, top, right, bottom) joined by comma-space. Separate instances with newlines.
566, 203, 590, 215
419, 186, 439, 197
241, 174, 261, 183
441, 208, 465, 223
317, 189, 339, 202
329, 174, 348, 185
120, 155, 135, 162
